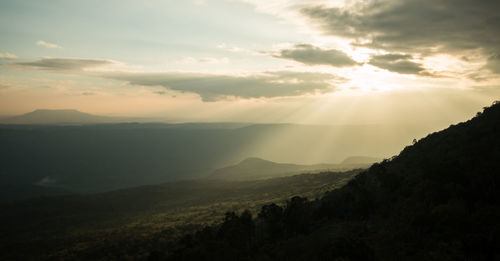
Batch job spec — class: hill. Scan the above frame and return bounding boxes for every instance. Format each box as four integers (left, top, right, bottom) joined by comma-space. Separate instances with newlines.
0, 170, 359, 260
208, 157, 375, 180
163, 101, 500, 260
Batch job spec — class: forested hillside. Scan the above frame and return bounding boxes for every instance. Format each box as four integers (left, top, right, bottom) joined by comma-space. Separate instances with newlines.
164, 102, 500, 261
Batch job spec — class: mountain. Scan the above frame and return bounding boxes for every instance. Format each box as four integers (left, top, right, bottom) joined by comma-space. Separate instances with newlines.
163, 102, 500, 260
1, 109, 123, 124
208, 157, 373, 181
340, 156, 381, 165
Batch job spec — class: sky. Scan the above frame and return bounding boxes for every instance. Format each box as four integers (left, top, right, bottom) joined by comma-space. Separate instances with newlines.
0, 0, 499, 126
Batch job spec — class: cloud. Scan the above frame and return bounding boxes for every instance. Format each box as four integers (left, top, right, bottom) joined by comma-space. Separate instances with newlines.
13, 58, 342, 101
485, 54, 500, 74
36, 40, 62, 49
369, 54, 428, 75
216, 43, 263, 56
0, 52, 18, 59
177, 57, 229, 65
105, 71, 341, 101
198, 57, 229, 64
154, 91, 167, 95
274, 44, 358, 67
14, 58, 113, 71
301, 0, 500, 55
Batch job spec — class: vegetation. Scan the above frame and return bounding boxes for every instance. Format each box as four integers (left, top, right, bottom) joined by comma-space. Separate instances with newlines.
160, 102, 500, 260
0, 170, 358, 260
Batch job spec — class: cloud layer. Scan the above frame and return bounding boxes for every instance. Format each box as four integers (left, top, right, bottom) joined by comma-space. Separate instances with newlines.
14, 58, 113, 71
106, 71, 340, 101
12, 57, 343, 101
485, 54, 500, 74
369, 54, 427, 75
275, 44, 358, 67
302, 0, 500, 55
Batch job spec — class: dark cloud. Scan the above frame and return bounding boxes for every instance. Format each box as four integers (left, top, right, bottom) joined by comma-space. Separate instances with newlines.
485, 54, 500, 74
302, 0, 500, 55
275, 44, 358, 67
369, 54, 428, 75
105, 71, 341, 101
14, 58, 112, 71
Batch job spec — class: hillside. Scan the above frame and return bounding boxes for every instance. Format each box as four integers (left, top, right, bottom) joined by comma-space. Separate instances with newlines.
163, 102, 500, 260
0, 170, 359, 260
208, 157, 375, 180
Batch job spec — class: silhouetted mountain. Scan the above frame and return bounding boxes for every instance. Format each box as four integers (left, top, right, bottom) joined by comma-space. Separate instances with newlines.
2, 109, 123, 124
208, 157, 372, 180
163, 101, 500, 260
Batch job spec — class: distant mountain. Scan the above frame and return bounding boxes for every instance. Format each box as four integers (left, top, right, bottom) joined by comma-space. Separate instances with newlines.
1, 109, 122, 124
208, 157, 372, 181
340, 156, 381, 165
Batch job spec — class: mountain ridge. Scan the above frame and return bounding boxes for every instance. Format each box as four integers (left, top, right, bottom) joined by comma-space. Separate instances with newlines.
2, 109, 120, 124
208, 156, 377, 181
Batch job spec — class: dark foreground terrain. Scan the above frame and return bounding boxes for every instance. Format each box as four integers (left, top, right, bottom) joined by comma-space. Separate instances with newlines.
0, 170, 358, 260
